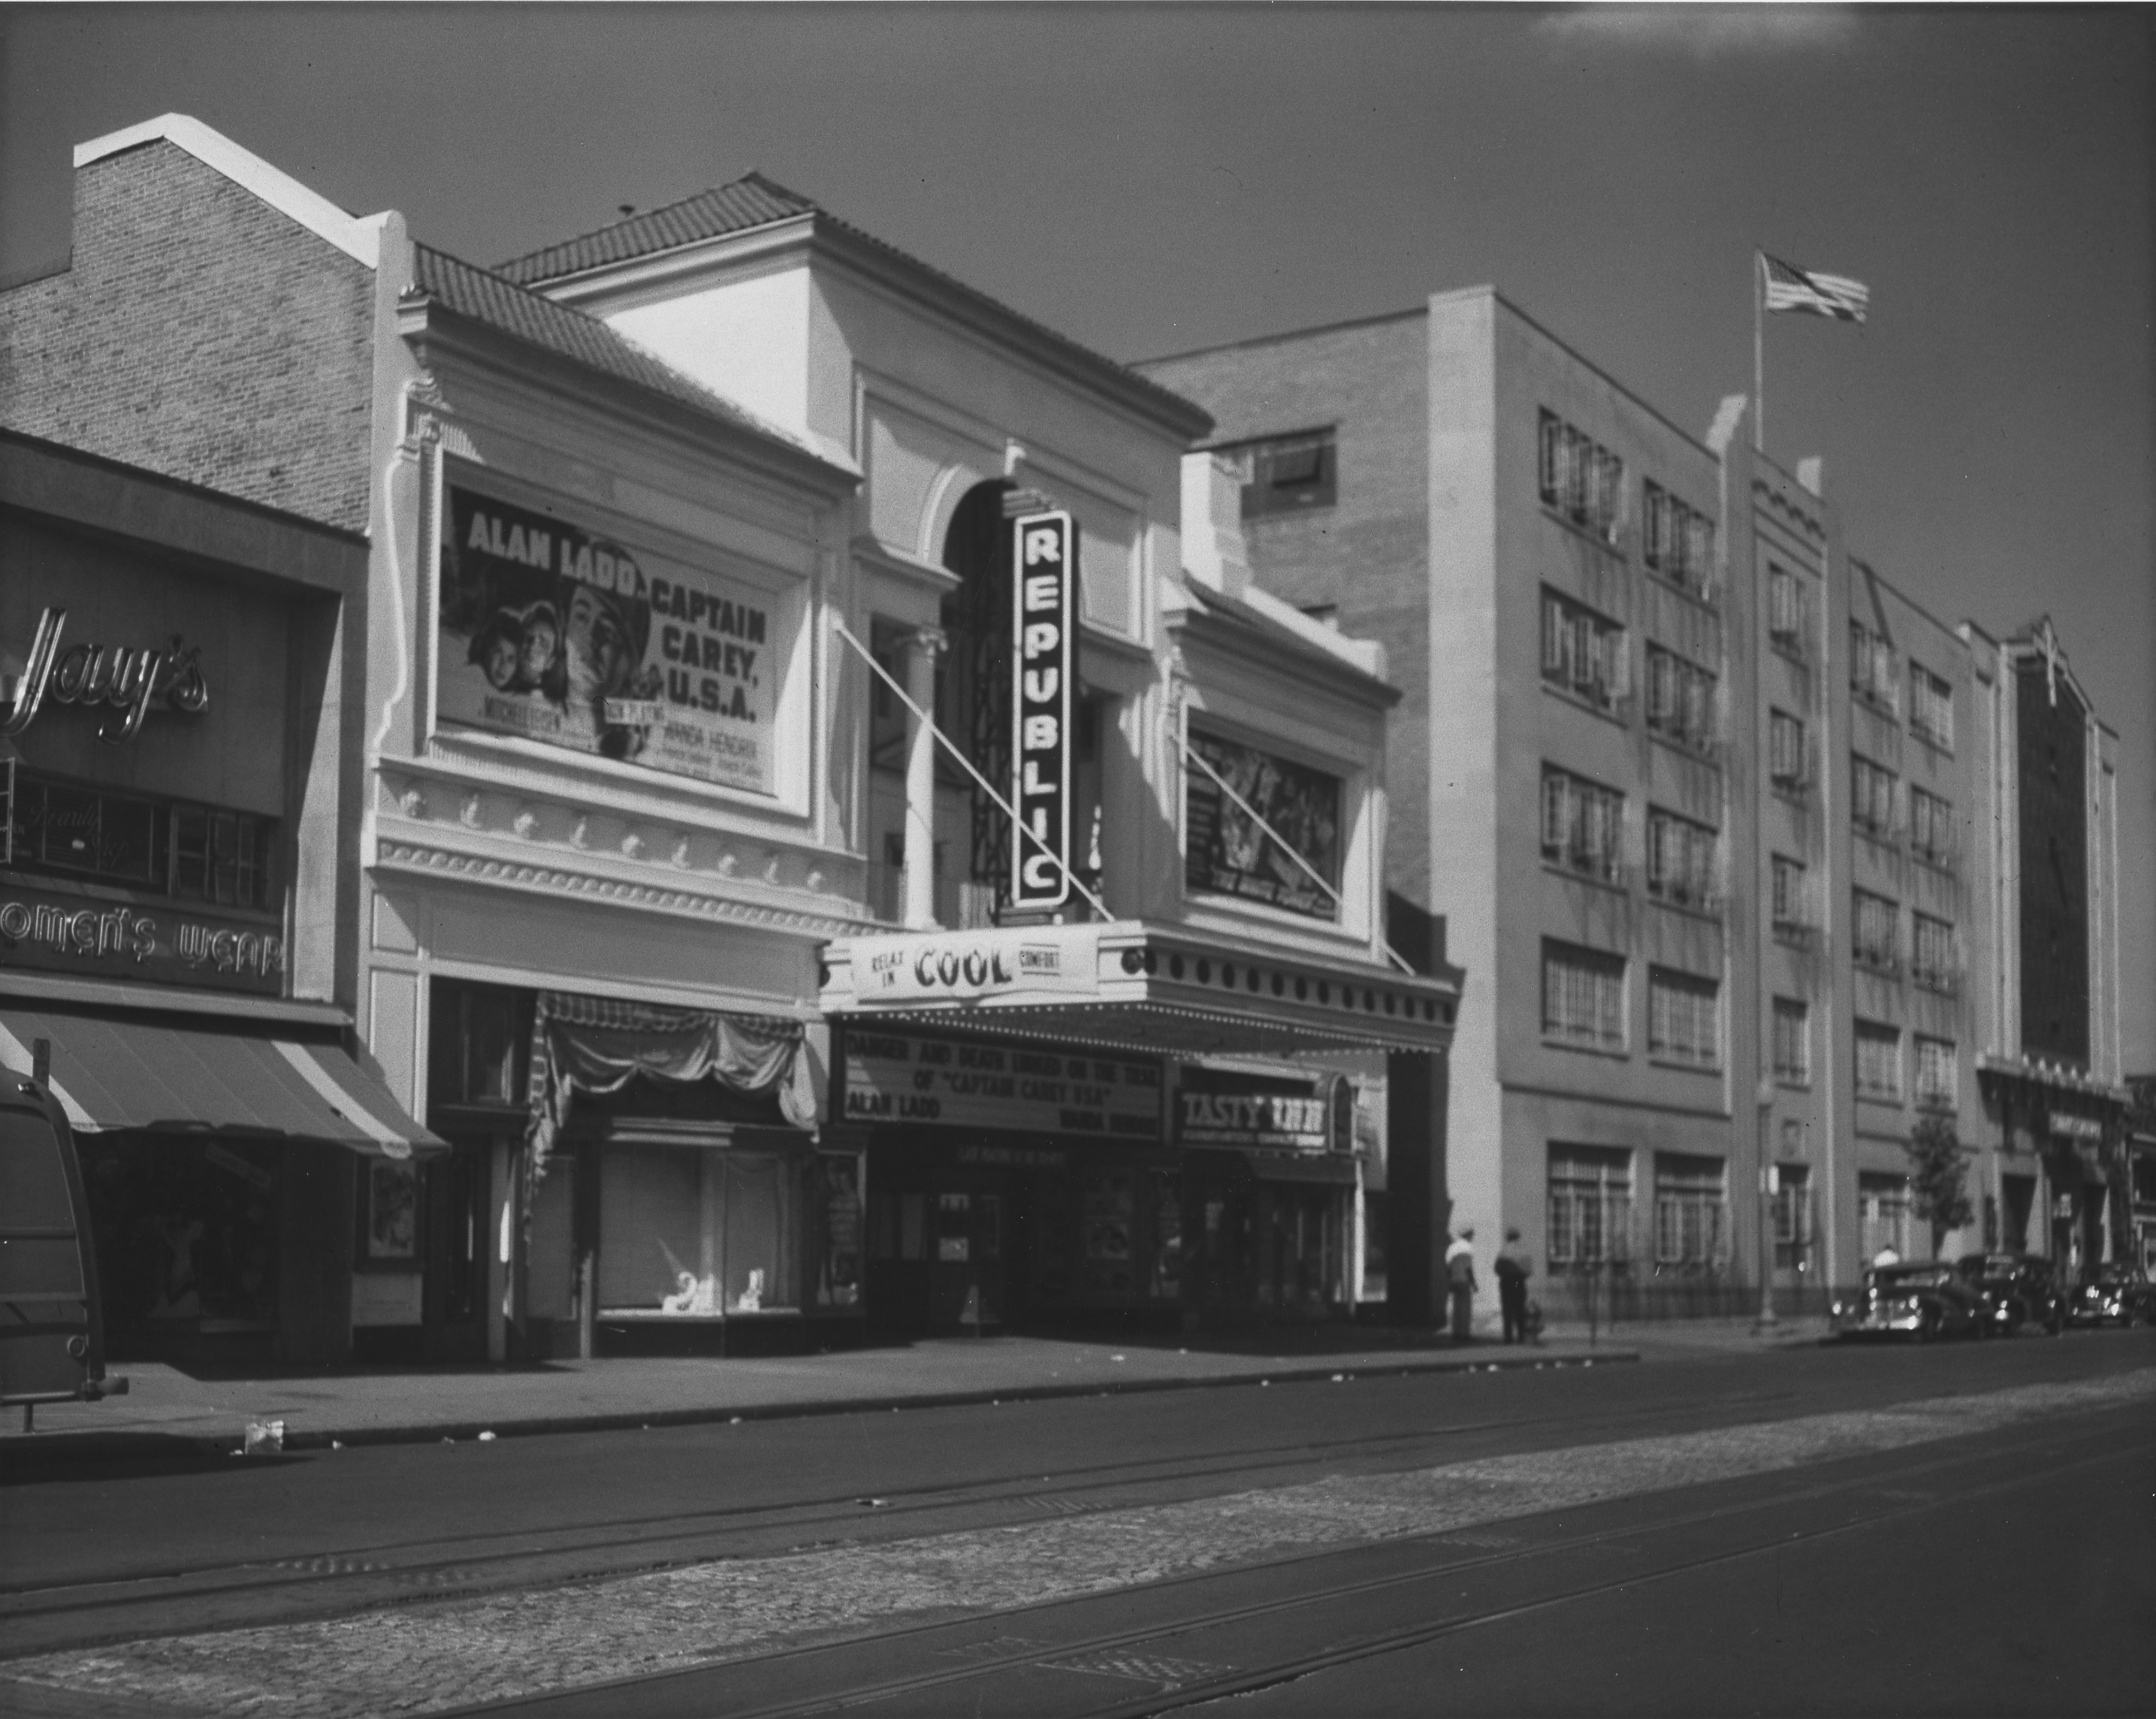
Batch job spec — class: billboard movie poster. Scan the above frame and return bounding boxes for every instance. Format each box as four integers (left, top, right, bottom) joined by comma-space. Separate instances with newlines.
1183, 729, 1342, 920
437, 485, 782, 795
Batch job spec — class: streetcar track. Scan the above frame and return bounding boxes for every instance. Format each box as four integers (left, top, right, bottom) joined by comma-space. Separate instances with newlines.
518, 1412, 2139, 1719
0, 1388, 1807, 1639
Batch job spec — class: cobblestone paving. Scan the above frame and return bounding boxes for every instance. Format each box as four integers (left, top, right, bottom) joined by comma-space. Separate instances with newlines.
9, 1370, 2150, 1717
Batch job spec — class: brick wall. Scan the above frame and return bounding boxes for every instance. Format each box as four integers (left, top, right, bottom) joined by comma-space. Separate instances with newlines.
1140, 314, 1433, 899
0, 141, 374, 533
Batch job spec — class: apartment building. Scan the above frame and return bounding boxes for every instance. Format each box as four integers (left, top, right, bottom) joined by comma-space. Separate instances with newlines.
1140, 286, 2130, 1322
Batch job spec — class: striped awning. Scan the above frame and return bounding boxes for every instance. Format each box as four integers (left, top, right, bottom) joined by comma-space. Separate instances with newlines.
0, 1010, 445, 1160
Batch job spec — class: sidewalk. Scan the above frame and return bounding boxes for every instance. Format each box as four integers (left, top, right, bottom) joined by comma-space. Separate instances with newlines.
2, 1327, 1655, 1455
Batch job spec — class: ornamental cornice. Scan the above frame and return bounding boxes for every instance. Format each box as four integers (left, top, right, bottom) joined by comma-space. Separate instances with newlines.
372, 832, 882, 941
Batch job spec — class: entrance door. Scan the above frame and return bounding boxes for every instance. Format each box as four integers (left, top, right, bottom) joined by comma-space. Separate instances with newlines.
929, 1190, 1005, 1331
421, 1139, 491, 1360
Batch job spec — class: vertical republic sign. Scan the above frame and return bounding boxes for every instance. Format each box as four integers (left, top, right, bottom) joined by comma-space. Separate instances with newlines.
1010, 510, 1075, 910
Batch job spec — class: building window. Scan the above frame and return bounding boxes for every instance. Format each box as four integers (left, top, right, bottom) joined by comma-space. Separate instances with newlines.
1773, 997, 1811, 1084
1642, 480, 1716, 595
1853, 889, 1900, 974
1541, 591, 1628, 710
1915, 1035, 1957, 1108
1771, 854, 1809, 935
1227, 429, 1336, 517
1859, 1172, 1913, 1263
1912, 912, 1958, 993
1653, 1154, 1729, 1270
4, 769, 276, 910
1850, 753, 1898, 840
1648, 968, 1721, 1068
1542, 940, 1627, 1051
1540, 767, 1624, 884
1548, 1145, 1633, 1267
1909, 785, 1953, 868
1645, 646, 1717, 752
1773, 1164, 1815, 1274
1537, 409, 1624, 545
1850, 618, 1899, 716
1768, 563, 1810, 657
1769, 709, 1810, 792
1856, 1020, 1903, 1101
1910, 665, 1954, 748
1646, 808, 1720, 910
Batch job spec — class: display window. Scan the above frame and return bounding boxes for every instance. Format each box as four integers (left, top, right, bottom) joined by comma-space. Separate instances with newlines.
78, 1134, 280, 1330
597, 1146, 858, 1317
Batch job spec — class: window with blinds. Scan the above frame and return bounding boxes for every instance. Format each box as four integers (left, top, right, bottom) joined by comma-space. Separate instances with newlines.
1542, 940, 1627, 1051
1648, 968, 1721, 1068
1769, 708, 1810, 791
1856, 1020, 1903, 1101
1541, 591, 1628, 710
1540, 766, 1626, 883
1851, 752, 1898, 839
1644, 645, 1717, 752
1647, 808, 1720, 910
1224, 428, 1337, 518
1850, 619, 1900, 715
1641, 480, 1717, 595
1910, 665, 1954, 748
1768, 563, 1810, 657
1547, 1144, 1633, 1267
1772, 997, 1810, 1084
1653, 1153, 1729, 1269
1853, 889, 1901, 973
1537, 409, 1625, 546
1909, 785, 1954, 867
1913, 912, 1958, 993
1771, 853, 1809, 933
1915, 1035, 1957, 1108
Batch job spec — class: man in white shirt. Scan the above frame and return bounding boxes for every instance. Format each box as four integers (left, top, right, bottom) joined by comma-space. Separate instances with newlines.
1445, 1227, 1477, 1341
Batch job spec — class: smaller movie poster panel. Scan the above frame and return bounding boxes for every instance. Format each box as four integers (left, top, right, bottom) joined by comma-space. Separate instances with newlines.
437, 485, 785, 796
1183, 730, 1342, 920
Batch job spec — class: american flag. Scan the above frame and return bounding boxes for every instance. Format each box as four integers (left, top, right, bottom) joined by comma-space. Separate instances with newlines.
1762, 253, 1870, 323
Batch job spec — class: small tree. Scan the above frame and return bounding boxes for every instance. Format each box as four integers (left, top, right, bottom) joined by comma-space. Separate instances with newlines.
1905, 1113, 1974, 1258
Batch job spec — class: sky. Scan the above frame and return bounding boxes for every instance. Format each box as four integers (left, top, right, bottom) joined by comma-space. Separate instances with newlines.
4, 4, 2150, 1066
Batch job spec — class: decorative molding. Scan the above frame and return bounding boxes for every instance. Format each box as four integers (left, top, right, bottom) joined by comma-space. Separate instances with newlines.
569, 814, 590, 850
460, 793, 484, 829
621, 831, 646, 860
373, 838, 880, 940
512, 805, 539, 839
671, 834, 693, 869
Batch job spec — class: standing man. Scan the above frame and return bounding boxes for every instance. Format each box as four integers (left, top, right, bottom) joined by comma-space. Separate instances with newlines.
1495, 1227, 1532, 1343
1445, 1227, 1477, 1342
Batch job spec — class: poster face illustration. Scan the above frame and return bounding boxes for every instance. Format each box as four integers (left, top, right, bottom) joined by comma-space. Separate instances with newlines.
436, 485, 782, 795
1183, 729, 1342, 920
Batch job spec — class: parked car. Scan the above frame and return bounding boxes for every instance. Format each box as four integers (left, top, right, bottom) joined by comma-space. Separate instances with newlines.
1953, 1252, 2067, 1337
2067, 1262, 2156, 1328
1831, 1262, 1988, 1341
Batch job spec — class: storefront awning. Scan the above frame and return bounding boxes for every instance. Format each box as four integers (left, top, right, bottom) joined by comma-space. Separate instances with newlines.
0, 1010, 445, 1160
820, 920, 1460, 1059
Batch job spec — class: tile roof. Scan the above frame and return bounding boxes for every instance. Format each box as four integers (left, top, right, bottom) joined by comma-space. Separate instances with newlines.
494, 173, 814, 287
494, 174, 1209, 433
406, 243, 827, 464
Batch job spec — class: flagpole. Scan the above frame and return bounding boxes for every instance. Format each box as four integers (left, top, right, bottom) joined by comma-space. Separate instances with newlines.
1753, 250, 1765, 455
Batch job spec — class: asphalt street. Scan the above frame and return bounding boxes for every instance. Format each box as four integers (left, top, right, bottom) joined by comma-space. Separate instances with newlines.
2, 1329, 2151, 1717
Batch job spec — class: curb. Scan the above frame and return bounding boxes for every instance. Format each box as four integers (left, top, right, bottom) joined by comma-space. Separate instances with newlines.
5, 1346, 1640, 1460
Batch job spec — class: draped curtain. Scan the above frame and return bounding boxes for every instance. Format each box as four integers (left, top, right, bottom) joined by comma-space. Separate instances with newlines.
524, 992, 817, 1187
